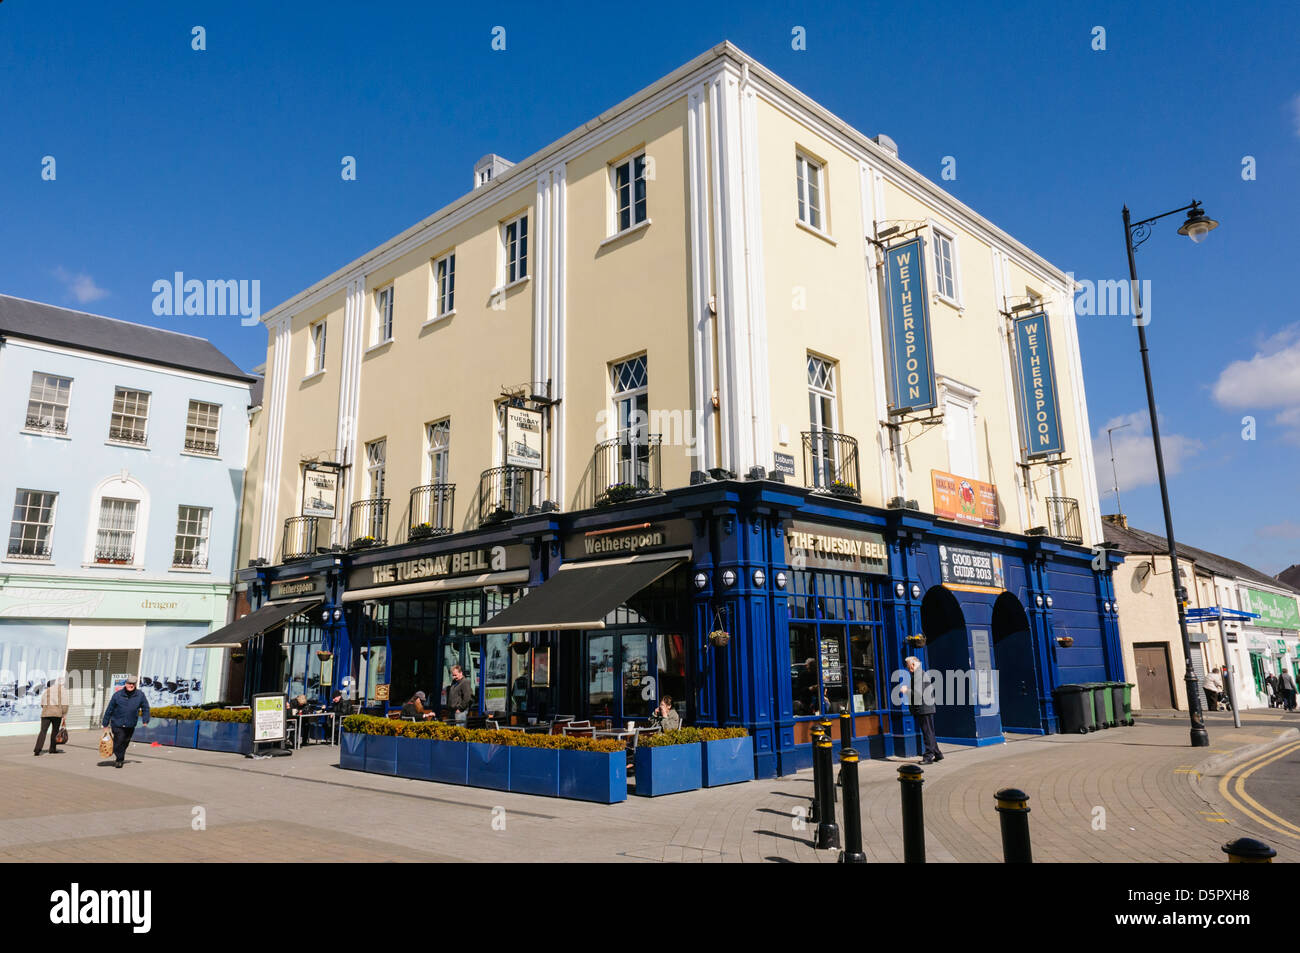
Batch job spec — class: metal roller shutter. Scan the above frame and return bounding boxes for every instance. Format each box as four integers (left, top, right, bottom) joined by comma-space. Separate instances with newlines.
63, 649, 140, 730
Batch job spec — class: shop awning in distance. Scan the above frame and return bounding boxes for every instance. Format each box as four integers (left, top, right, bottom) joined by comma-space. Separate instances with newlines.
472, 554, 687, 634
186, 598, 322, 648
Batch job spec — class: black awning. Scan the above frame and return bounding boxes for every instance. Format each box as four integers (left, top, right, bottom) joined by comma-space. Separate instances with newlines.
472, 557, 686, 634
187, 598, 322, 648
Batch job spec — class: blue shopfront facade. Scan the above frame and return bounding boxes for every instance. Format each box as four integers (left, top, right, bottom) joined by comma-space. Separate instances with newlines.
234, 479, 1124, 778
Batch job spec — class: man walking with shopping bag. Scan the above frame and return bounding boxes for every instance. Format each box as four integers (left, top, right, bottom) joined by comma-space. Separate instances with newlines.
100, 676, 150, 768
34, 677, 70, 756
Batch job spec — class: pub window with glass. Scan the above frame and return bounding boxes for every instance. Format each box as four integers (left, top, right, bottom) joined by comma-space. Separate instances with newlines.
787, 569, 884, 719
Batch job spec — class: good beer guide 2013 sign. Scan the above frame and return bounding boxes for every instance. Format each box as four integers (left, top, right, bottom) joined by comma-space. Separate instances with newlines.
883, 237, 937, 415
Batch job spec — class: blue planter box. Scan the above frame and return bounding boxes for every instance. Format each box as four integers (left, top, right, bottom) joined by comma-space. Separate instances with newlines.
467, 742, 511, 790
701, 735, 754, 787
175, 720, 200, 748
340, 731, 366, 771
364, 734, 398, 775
558, 749, 626, 803
196, 720, 252, 754
395, 737, 434, 780
138, 718, 176, 746
634, 743, 702, 796
509, 746, 559, 797
429, 738, 469, 785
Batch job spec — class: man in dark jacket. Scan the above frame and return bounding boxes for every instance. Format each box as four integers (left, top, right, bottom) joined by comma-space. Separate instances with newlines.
447, 665, 474, 723
101, 676, 150, 768
900, 655, 943, 764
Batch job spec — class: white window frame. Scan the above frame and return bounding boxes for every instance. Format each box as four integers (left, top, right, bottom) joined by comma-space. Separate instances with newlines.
807, 353, 840, 488
372, 285, 395, 346
939, 376, 980, 480
171, 505, 212, 570
83, 473, 149, 569
501, 213, 529, 287
365, 438, 387, 501
430, 252, 456, 322
425, 419, 450, 486
308, 320, 327, 375
928, 221, 962, 308
183, 399, 221, 457
108, 387, 151, 447
796, 151, 826, 233
609, 151, 648, 235
7, 489, 58, 561
24, 372, 73, 437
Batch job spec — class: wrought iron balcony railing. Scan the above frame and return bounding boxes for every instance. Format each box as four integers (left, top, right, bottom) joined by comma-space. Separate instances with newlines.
801, 430, 861, 501
409, 484, 456, 540
93, 546, 134, 565
184, 437, 219, 456
6, 542, 52, 560
282, 516, 322, 561
25, 414, 67, 435
107, 426, 148, 445
171, 552, 210, 570
348, 498, 389, 550
477, 466, 534, 525
592, 434, 662, 506
1046, 496, 1083, 544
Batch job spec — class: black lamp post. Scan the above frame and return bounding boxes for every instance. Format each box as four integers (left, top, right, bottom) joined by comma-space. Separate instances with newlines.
1121, 200, 1219, 748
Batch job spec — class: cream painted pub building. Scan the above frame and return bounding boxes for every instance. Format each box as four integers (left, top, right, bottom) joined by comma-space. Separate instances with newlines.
223, 43, 1122, 775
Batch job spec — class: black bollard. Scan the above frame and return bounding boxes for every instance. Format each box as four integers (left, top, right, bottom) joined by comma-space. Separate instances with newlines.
1222, 837, 1276, 863
820, 716, 838, 802
898, 764, 926, 863
808, 726, 825, 824
814, 735, 841, 849
838, 747, 866, 863
994, 788, 1032, 863
837, 710, 853, 786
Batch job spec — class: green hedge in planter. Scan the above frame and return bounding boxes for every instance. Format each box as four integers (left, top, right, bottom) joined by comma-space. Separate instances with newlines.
340, 714, 625, 753
638, 726, 747, 747
150, 706, 252, 723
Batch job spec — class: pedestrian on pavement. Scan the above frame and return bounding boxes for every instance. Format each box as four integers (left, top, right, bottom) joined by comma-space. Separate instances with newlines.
1280, 670, 1298, 712
400, 691, 433, 720
901, 655, 943, 764
1203, 669, 1223, 711
447, 665, 474, 724
34, 677, 70, 756
1266, 673, 1280, 708
100, 676, 150, 768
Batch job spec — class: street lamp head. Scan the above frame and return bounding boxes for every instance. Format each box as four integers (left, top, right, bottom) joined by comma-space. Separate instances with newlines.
1177, 203, 1219, 244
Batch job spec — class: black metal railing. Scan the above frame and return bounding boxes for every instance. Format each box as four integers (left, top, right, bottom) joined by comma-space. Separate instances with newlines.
93, 546, 134, 565
477, 466, 534, 525
6, 542, 52, 560
1046, 496, 1083, 544
801, 430, 861, 501
108, 426, 147, 445
282, 516, 322, 561
409, 484, 456, 540
348, 498, 389, 549
171, 552, 210, 570
25, 414, 67, 435
184, 437, 219, 455
592, 434, 662, 505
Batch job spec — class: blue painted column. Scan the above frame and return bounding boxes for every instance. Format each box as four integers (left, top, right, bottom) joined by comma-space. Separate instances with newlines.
885, 524, 925, 758
1025, 547, 1059, 732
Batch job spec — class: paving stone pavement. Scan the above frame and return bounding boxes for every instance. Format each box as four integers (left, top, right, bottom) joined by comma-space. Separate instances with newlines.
2, 710, 1294, 862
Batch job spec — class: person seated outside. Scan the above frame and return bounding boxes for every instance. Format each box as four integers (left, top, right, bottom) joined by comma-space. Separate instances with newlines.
400, 691, 434, 721
650, 696, 682, 732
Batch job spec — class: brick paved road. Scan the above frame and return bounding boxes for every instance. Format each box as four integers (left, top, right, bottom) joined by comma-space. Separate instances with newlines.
2, 710, 1293, 862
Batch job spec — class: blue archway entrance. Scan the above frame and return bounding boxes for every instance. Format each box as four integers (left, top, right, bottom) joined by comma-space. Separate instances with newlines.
920, 586, 975, 742
992, 591, 1041, 733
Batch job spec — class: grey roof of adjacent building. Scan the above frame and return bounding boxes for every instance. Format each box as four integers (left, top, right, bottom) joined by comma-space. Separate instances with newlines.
248, 375, 264, 408
1102, 520, 1300, 595
1279, 565, 1300, 591
0, 294, 256, 384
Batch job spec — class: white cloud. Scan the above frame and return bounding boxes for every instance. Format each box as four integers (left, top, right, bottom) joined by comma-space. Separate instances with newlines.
1211, 322, 1300, 441
1093, 411, 1204, 504
52, 266, 109, 305
1258, 520, 1300, 540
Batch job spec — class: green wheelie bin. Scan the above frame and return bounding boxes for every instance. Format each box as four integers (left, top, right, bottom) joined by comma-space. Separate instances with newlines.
1054, 684, 1096, 734
1121, 682, 1135, 725
1082, 683, 1113, 728
1108, 682, 1130, 727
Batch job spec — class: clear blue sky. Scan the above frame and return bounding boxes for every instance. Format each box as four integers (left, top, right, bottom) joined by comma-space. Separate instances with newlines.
3, 0, 1297, 574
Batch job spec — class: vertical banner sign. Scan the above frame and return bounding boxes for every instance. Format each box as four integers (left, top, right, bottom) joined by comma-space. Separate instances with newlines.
1013, 312, 1064, 457
883, 237, 937, 414
505, 406, 544, 470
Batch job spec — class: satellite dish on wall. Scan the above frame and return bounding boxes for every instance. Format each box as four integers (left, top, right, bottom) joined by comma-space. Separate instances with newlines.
1135, 562, 1153, 587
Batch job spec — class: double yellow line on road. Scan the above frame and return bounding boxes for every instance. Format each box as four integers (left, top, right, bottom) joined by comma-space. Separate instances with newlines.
1217, 739, 1300, 841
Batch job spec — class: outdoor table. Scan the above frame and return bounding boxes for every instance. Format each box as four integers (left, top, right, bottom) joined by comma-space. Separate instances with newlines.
295, 712, 335, 748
